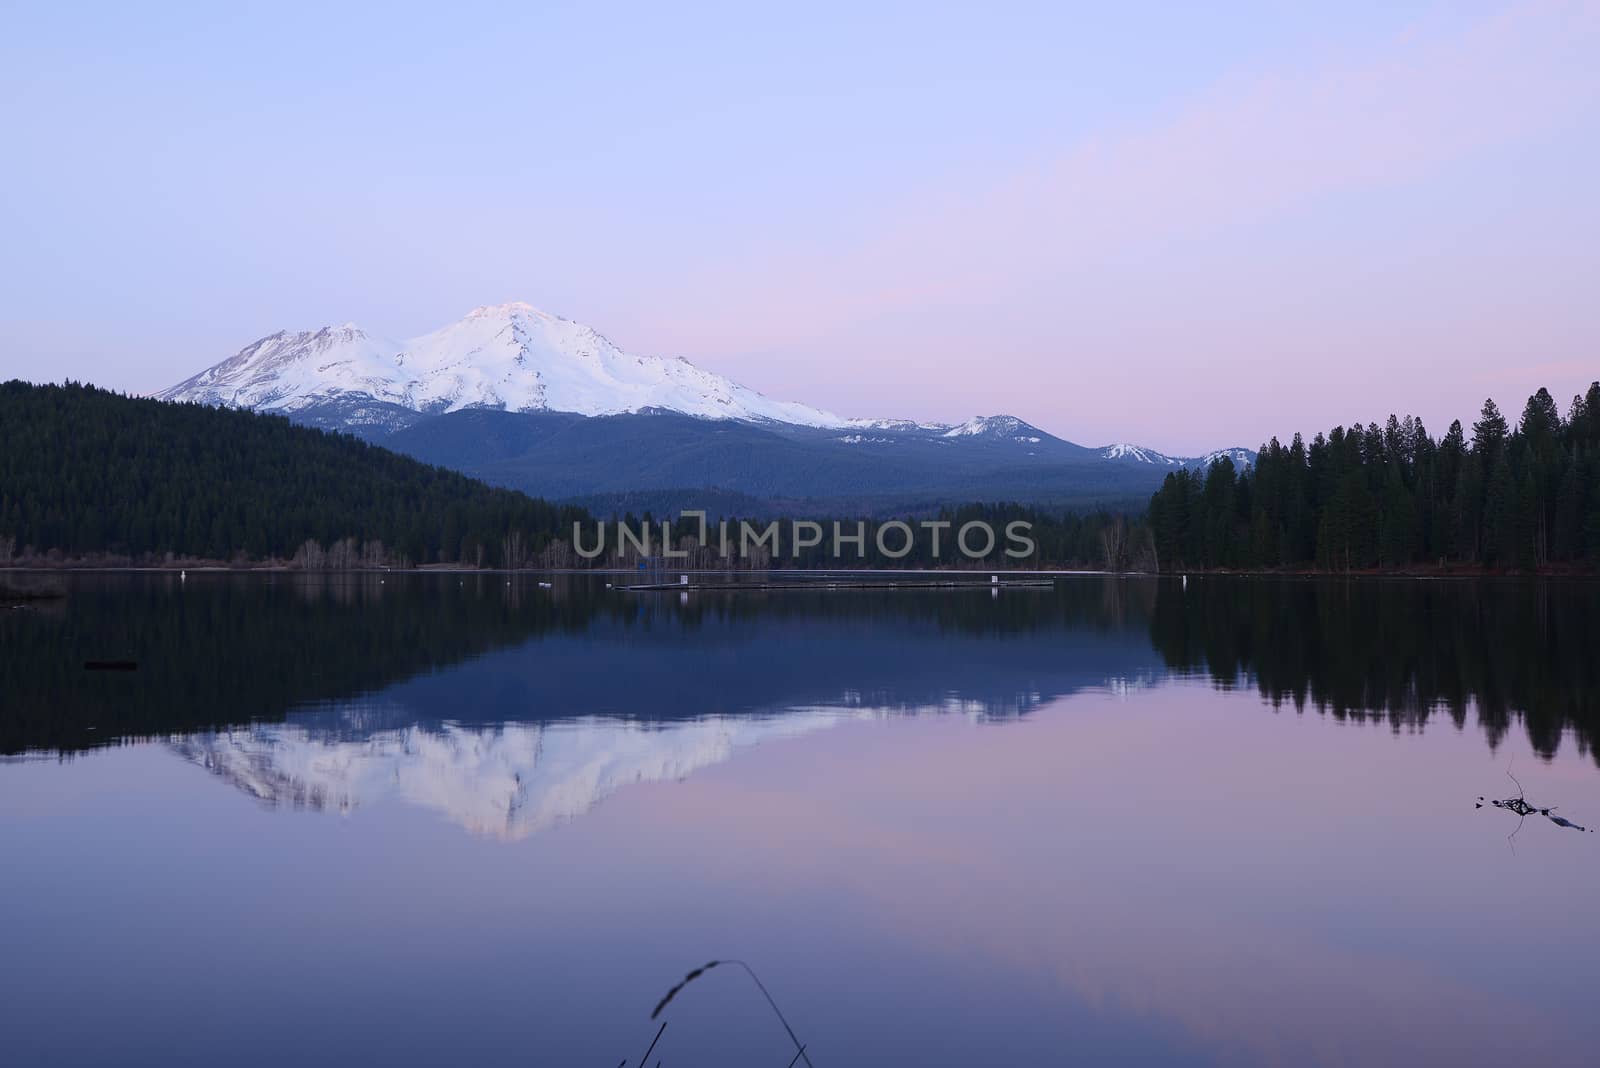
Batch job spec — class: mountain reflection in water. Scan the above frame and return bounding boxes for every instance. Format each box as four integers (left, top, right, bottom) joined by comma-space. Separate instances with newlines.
5, 572, 1600, 1068
3, 572, 1597, 836
170, 711, 867, 838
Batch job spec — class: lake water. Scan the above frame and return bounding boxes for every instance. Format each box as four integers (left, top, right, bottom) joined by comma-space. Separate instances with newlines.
2, 573, 1597, 1067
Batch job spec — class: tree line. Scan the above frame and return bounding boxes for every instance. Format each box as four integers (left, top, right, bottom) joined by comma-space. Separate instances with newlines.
1145, 574, 1599, 764
1148, 383, 1600, 572
0, 381, 589, 567
15, 378, 1596, 574
11, 571, 1592, 765
1, 381, 1134, 570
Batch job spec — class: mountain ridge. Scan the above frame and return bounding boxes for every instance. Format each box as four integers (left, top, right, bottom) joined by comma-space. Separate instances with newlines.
158, 301, 850, 430
157, 303, 1255, 509
159, 302, 1248, 460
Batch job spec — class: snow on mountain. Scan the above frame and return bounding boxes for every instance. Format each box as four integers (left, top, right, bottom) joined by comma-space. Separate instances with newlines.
829, 414, 1052, 448
1196, 447, 1256, 468
159, 301, 1247, 465
1101, 443, 1179, 464
170, 711, 860, 838
1100, 443, 1256, 469
159, 302, 848, 429
936, 415, 1047, 443
845, 417, 954, 433
159, 324, 407, 416
165, 688, 1060, 838
942, 415, 1027, 439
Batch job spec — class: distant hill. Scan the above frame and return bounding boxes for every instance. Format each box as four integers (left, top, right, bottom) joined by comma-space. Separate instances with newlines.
377, 408, 1242, 516
0, 381, 586, 566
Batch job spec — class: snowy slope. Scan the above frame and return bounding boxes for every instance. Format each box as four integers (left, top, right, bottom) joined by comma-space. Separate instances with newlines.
159, 302, 848, 428
171, 711, 860, 839
1101, 443, 1178, 465
159, 302, 1250, 473
1100, 443, 1256, 470
158, 324, 407, 414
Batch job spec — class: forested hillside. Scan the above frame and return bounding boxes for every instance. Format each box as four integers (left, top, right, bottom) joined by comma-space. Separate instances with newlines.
1149, 384, 1600, 571
0, 381, 588, 566
10, 378, 1597, 574
0, 382, 1128, 570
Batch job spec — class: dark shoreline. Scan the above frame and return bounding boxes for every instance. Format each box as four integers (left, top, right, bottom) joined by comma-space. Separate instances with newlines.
1162, 564, 1600, 579
4, 562, 1597, 580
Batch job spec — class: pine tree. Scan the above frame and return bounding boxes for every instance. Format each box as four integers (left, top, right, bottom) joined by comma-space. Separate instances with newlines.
1519, 388, 1561, 448
1515, 466, 1539, 570
1472, 398, 1509, 458
1142, 384, 1600, 574
1553, 460, 1582, 562
1482, 454, 1515, 568
1581, 382, 1600, 447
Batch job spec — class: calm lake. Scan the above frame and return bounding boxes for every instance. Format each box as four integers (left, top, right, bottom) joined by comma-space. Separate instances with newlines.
2, 572, 1597, 1067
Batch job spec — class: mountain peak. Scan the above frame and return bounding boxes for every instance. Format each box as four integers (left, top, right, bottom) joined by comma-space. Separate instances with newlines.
160, 306, 847, 429
1099, 442, 1257, 470
157, 305, 1247, 471
465, 300, 550, 320
1101, 442, 1170, 464
940, 415, 1046, 442
312, 323, 370, 340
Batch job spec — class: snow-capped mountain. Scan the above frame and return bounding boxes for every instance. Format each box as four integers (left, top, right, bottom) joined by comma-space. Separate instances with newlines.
166, 687, 1068, 838
158, 302, 1253, 507
939, 415, 1046, 442
1101, 443, 1256, 470
171, 712, 858, 839
160, 303, 1244, 456
159, 301, 849, 429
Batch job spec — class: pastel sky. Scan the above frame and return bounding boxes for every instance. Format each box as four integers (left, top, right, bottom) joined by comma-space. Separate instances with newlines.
1, 0, 1596, 452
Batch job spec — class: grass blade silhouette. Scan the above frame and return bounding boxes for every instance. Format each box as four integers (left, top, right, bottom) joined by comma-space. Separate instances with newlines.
631, 1020, 666, 1068
650, 959, 816, 1067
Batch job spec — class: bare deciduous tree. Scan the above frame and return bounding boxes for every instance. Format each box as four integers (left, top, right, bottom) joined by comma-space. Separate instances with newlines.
1098, 517, 1127, 572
